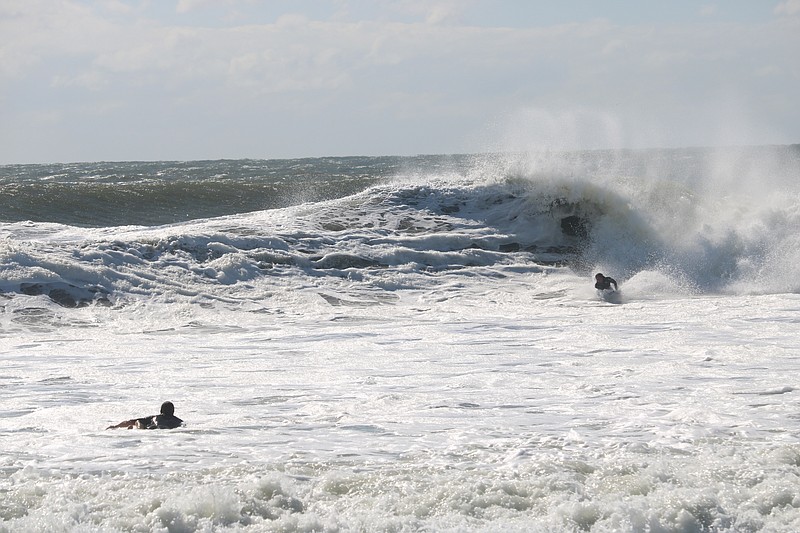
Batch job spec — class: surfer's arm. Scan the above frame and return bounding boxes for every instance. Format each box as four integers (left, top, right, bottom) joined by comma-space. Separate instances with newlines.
107, 416, 153, 429
106, 418, 138, 429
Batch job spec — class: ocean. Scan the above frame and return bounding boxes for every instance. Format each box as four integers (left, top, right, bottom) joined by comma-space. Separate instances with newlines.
1, 146, 800, 532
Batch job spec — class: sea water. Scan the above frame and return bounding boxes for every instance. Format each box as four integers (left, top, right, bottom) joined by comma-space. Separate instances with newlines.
1, 147, 800, 532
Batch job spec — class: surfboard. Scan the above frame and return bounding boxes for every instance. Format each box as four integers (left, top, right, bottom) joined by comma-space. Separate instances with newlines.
598, 288, 622, 304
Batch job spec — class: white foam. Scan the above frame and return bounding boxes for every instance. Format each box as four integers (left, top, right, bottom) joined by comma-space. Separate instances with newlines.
3, 268, 800, 530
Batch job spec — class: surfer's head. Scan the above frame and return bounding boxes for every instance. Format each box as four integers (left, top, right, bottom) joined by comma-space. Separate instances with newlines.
595, 273, 604, 281
160, 401, 175, 416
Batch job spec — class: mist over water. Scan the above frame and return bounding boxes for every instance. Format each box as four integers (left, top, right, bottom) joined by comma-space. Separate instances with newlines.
497, 145, 800, 295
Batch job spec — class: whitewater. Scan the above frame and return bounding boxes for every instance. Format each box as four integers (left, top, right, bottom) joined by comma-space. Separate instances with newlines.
1, 146, 800, 532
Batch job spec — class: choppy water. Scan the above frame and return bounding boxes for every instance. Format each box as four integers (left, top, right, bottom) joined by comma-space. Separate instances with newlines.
1, 146, 800, 532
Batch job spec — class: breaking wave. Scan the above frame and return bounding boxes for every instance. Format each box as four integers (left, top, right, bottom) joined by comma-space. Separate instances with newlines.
1, 146, 799, 309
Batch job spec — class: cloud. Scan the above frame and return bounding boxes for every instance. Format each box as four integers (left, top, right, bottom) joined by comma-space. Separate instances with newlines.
176, 0, 226, 14
774, 0, 800, 15
4, 2, 795, 101
699, 5, 717, 17
2, 1, 799, 162
400, 0, 469, 25
0, 1, 118, 80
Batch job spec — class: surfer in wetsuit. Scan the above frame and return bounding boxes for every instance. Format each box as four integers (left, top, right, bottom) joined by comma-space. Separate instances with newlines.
594, 273, 618, 291
107, 401, 183, 430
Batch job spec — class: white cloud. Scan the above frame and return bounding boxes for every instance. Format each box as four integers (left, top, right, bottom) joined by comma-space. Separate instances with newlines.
699, 5, 717, 17
1, 1, 799, 162
176, 0, 222, 14
371, 0, 471, 25
774, 0, 800, 15
0, 2, 82, 78
97, 0, 134, 15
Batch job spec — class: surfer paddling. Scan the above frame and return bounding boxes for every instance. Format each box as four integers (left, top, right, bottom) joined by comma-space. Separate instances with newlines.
107, 401, 184, 430
594, 273, 618, 291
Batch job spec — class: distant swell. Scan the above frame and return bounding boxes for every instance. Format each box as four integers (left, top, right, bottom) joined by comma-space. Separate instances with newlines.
0, 157, 400, 226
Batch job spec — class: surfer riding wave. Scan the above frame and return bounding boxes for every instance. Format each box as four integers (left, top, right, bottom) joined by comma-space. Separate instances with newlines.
594, 273, 618, 291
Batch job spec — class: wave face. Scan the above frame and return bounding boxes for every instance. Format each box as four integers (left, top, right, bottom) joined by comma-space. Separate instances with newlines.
1, 145, 799, 307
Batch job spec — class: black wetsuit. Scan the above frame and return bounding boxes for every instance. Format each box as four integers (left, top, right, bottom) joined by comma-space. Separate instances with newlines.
595, 277, 618, 291
134, 414, 184, 429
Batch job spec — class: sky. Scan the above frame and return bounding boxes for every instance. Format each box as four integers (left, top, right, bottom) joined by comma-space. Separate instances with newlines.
1, 0, 799, 164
